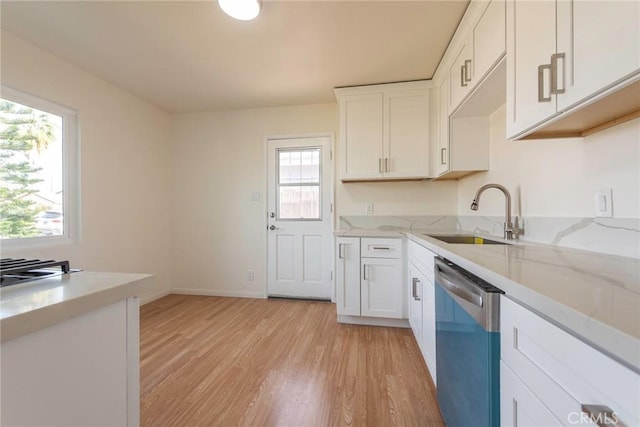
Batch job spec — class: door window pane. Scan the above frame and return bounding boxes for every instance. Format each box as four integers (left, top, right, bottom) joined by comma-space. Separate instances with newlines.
277, 148, 321, 220
279, 149, 320, 184
279, 186, 320, 219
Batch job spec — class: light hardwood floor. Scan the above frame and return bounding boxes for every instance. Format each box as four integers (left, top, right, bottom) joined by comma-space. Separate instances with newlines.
140, 295, 444, 426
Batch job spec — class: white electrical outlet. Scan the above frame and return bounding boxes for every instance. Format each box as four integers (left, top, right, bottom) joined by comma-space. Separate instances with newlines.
594, 189, 613, 217
366, 203, 374, 215
247, 270, 255, 281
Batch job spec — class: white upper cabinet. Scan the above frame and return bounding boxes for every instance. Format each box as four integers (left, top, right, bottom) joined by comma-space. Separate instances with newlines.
335, 82, 431, 181
449, 0, 506, 113
473, 0, 506, 86
556, 0, 640, 111
338, 93, 384, 180
506, 0, 640, 139
449, 39, 474, 112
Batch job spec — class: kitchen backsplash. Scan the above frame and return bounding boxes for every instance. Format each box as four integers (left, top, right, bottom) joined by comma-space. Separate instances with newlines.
339, 215, 640, 259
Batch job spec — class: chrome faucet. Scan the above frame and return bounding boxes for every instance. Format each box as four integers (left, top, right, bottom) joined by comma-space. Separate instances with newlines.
470, 183, 523, 240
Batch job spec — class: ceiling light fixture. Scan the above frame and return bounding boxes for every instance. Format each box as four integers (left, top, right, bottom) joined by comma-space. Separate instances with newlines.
218, 0, 261, 21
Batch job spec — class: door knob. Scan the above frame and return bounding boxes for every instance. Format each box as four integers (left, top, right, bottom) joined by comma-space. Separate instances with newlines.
269, 225, 278, 230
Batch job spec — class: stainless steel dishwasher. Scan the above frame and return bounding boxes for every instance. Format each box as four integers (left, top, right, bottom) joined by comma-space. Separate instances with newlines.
434, 257, 503, 427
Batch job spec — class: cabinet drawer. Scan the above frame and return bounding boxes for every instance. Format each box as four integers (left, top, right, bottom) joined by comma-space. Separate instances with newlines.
408, 240, 436, 275
361, 238, 402, 259
501, 297, 640, 426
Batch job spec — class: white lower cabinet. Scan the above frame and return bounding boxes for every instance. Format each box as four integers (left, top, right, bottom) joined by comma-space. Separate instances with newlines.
407, 240, 437, 384
362, 257, 403, 318
1, 297, 140, 427
336, 237, 406, 324
336, 237, 361, 316
500, 296, 640, 427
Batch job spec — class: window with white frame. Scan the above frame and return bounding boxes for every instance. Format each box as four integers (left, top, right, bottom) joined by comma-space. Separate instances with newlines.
0, 87, 78, 249
277, 148, 322, 220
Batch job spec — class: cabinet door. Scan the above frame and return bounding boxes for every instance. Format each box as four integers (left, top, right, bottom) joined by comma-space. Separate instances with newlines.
506, 0, 558, 138
383, 89, 430, 179
473, 0, 505, 84
339, 93, 383, 180
501, 362, 563, 427
361, 257, 403, 318
449, 40, 473, 112
336, 238, 361, 316
407, 263, 423, 346
556, 0, 640, 111
435, 78, 450, 176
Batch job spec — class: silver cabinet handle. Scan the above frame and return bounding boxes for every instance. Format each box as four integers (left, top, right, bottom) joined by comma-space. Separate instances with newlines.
413, 278, 421, 301
464, 59, 472, 83
461, 65, 467, 87
384, 158, 389, 173
581, 404, 621, 427
412, 278, 417, 299
538, 63, 552, 102
378, 158, 383, 173
363, 264, 368, 280
551, 52, 565, 95
338, 243, 344, 259
372, 246, 390, 250
440, 148, 447, 165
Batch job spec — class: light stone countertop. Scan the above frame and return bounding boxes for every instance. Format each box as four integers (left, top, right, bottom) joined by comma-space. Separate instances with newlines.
0, 271, 153, 342
337, 228, 640, 372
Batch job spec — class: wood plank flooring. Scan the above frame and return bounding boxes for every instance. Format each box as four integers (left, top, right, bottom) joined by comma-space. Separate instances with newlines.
140, 295, 444, 426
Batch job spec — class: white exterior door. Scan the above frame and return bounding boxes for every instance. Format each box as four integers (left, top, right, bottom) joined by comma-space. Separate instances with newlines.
267, 136, 333, 299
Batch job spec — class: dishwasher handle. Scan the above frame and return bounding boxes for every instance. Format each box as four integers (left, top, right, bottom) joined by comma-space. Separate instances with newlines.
436, 264, 484, 308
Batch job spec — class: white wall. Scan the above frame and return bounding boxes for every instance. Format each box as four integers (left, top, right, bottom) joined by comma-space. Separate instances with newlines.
458, 104, 640, 219
170, 104, 336, 296
1, 31, 173, 301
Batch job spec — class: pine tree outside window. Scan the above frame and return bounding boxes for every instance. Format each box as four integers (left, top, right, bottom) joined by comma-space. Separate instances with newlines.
0, 87, 79, 250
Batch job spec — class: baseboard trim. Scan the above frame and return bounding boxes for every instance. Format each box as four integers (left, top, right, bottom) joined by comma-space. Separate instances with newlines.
140, 290, 171, 305
337, 315, 410, 328
170, 288, 267, 299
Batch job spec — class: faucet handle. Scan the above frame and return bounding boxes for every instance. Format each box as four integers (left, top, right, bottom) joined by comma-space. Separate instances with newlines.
513, 217, 524, 239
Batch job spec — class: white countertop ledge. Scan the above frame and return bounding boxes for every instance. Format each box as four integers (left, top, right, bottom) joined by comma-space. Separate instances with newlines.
0, 271, 153, 342
405, 232, 640, 373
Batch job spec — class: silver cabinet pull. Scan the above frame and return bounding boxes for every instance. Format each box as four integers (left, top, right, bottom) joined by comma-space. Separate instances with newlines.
372, 246, 390, 250
413, 278, 421, 301
384, 158, 389, 173
338, 243, 344, 259
551, 52, 565, 95
363, 264, 368, 280
378, 158, 383, 173
464, 59, 472, 83
440, 148, 447, 165
581, 404, 621, 427
538, 63, 552, 102
411, 278, 417, 299
461, 65, 468, 87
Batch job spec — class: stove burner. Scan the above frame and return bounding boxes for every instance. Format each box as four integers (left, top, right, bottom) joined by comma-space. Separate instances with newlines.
0, 258, 72, 288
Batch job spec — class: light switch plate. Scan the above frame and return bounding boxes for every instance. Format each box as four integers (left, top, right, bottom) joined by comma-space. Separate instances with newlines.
594, 189, 613, 217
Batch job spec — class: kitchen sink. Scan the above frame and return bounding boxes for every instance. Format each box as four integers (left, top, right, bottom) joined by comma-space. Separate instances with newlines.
425, 234, 510, 245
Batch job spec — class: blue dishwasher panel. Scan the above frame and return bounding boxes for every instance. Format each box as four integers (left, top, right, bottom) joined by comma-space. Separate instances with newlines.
435, 282, 500, 427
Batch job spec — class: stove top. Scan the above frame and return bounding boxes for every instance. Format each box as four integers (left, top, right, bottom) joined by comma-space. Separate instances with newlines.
0, 258, 74, 288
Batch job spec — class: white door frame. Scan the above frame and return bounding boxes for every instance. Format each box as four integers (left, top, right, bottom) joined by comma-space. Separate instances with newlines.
263, 133, 335, 301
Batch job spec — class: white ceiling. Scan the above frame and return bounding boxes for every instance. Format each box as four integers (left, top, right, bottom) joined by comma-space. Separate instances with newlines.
1, 0, 469, 113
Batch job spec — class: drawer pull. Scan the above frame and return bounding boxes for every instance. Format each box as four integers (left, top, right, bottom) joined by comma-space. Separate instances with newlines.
581, 404, 622, 427
338, 243, 344, 259
372, 246, 391, 250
